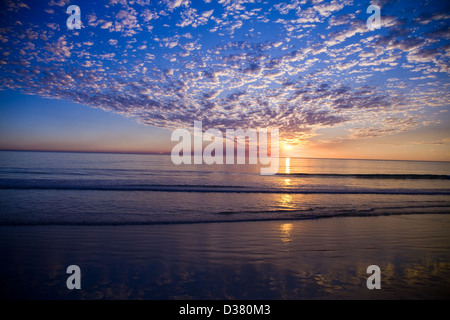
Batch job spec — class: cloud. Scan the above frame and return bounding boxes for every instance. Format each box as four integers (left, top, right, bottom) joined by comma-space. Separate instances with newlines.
414, 12, 450, 25
273, 0, 302, 15
325, 19, 368, 47
48, 0, 70, 7
313, 0, 345, 17
0, 0, 448, 146
349, 114, 421, 139
177, 8, 213, 28
163, 0, 191, 11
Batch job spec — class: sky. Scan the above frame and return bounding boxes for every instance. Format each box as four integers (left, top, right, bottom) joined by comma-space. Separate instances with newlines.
0, 0, 449, 161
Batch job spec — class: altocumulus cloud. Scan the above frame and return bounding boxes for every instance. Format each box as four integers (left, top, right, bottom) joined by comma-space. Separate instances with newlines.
0, 0, 449, 144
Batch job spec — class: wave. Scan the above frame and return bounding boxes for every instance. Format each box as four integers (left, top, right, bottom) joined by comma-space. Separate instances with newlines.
0, 181, 449, 195
1, 211, 449, 226
277, 173, 450, 180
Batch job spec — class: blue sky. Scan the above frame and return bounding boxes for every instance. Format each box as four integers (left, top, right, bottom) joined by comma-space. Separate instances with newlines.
0, 0, 449, 160
0, 89, 171, 152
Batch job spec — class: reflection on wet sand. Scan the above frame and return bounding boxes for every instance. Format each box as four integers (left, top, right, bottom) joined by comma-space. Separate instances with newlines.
279, 223, 294, 244
1, 214, 450, 300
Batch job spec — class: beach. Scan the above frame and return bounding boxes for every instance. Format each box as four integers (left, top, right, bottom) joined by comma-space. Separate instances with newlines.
1, 151, 449, 300
1, 214, 449, 300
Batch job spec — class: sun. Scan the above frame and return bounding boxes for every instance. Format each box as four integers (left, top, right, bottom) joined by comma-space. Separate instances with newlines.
284, 145, 293, 151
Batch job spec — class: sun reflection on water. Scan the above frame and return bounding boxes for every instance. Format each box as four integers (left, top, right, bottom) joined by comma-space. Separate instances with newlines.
279, 223, 294, 243
279, 194, 294, 209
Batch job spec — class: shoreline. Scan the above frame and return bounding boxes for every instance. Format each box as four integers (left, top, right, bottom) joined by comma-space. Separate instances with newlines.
1, 213, 450, 300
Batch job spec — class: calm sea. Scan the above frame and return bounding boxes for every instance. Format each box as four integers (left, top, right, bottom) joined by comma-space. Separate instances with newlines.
1, 151, 450, 300
1, 151, 449, 225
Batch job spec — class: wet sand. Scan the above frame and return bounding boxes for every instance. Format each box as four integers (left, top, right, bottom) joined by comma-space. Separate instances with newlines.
1, 214, 449, 300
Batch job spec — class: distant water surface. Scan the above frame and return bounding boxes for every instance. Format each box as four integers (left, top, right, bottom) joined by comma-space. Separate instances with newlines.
0, 151, 449, 225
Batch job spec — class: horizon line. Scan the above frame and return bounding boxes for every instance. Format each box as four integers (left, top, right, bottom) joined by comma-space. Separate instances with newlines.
0, 149, 448, 163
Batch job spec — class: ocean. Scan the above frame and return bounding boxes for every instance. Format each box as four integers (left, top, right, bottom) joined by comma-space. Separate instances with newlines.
1, 151, 449, 300
0, 151, 449, 225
